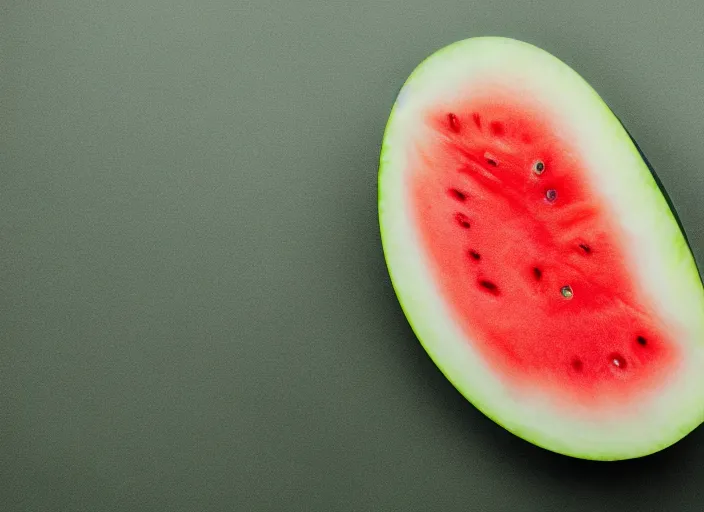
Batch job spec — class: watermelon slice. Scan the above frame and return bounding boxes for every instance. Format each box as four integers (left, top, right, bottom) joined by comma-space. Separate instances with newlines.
378, 36, 704, 460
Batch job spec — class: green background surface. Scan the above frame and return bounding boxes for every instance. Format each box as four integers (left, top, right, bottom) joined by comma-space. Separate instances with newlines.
3, 1, 704, 510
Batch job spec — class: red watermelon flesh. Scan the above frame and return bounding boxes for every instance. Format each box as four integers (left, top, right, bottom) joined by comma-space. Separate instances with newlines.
410, 90, 681, 409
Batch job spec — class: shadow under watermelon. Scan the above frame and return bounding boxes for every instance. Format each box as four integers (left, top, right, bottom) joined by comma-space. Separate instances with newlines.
387, 286, 704, 494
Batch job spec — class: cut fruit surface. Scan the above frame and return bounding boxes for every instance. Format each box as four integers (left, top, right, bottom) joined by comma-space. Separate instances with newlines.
378, 37, 704, 460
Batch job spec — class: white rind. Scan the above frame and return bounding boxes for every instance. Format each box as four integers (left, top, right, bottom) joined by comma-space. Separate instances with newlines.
378, 36, 704, 460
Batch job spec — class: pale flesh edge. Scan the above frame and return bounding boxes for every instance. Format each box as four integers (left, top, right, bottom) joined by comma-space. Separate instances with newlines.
378, 36, 704, 460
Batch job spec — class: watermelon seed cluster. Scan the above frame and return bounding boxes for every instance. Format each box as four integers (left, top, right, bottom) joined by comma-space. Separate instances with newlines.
441, 110, 648, 377
531, 161, 570, 299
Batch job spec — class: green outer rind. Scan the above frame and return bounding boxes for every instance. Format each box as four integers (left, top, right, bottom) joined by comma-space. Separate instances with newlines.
378, 37, 704, 461
615, 116, 702, 277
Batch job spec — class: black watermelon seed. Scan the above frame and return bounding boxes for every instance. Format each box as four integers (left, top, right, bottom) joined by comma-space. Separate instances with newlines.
448, 188, 467, 202
455, 213, 471, 228
579, 243, 592, 254
478, 279, 500, 296
468, 250, 481, 261
636, 336, 647, 346
532, 267, 542, 281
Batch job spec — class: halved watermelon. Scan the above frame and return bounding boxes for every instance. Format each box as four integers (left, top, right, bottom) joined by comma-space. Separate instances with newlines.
378, 36, 704, 460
